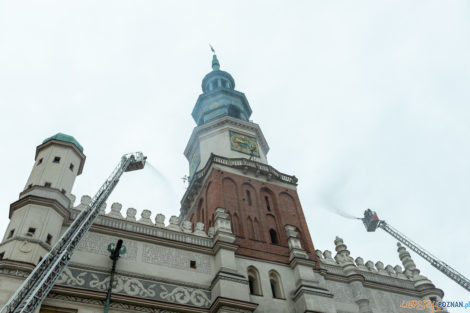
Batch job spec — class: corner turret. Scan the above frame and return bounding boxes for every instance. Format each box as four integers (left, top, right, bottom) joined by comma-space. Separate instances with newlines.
0, 133, 85, 266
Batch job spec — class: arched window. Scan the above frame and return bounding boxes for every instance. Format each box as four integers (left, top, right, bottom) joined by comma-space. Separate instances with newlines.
247, 267, 262, 296
269, 229, 278, 244
265, 196, 271, 211
246, 190, 252, 206
269, 271, 285, 299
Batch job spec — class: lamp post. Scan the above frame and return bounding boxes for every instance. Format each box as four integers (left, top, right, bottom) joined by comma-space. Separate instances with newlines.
104, 239, 126, 313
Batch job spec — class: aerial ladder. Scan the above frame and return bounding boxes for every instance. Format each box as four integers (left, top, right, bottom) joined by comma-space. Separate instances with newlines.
362, 209, 470, 292
0, 152, 147, 313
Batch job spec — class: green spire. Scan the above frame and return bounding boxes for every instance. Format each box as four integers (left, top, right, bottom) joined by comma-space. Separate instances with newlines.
212, 54, 220, 71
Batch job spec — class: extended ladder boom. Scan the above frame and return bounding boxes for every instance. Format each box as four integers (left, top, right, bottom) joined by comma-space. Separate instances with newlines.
362, 209, 470, 292
1, 152, 146, 313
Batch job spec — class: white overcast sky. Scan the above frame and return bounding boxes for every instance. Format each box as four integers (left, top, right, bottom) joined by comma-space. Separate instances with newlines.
1, 0, 469, 310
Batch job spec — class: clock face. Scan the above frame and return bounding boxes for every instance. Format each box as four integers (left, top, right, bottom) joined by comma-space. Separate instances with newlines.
230, 131, 260, 157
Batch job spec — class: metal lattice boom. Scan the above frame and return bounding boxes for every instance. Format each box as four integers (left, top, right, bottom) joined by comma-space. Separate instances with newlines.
378, 221, 470, 292
362, 209, 469, 292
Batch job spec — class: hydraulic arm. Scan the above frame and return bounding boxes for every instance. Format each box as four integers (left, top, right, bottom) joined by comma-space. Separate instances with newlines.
0, 152, 146, 313
362, 209, 470, 292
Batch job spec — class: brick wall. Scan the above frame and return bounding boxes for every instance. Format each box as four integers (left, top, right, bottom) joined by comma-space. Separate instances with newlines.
187, 168, 317, 264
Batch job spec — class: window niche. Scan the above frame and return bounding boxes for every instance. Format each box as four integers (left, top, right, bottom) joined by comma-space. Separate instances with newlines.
247, 267, 262, 296
269, 270, 285, 299
269, 229, 279, 244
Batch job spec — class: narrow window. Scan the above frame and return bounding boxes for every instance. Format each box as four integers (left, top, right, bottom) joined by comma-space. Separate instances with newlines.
53, 156, 61, 163
37, 158, 43, 165
44, 182, 51, 188
269, 271, 285, 299
269, 229, 278, 244
38, 256, 43, 264
246, 190, 252, 206
0, 252, 4, 260
7, 229, 14, 239
28, 184, 32, 189
46, 234, 53, 245
270, 280, 276, 297
247, 267, 262, 296
69, 163, 74, 171
249, 277, 255, 294
190, 260, 197, 269
265, 196, 271, 211
61, 189, 66, 194
27, 227, 36, 236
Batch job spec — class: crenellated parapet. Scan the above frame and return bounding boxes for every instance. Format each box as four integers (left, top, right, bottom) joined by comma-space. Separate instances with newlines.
71, 195, 215, 248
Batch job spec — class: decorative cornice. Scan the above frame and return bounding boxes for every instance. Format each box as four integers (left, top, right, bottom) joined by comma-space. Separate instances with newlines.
209, 297, 258, 313
292, 284, 333, 302
210, 270, 248, 290
10, 194, 70, 219
0, 235, 52, 251
212, 240, 238, 254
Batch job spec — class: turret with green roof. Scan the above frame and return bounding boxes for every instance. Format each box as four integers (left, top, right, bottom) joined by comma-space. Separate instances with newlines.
42, 132, 84, 153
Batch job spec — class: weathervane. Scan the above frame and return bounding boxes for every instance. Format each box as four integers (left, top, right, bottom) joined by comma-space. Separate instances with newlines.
209, 44, 216, 54
181, 174, 190, 186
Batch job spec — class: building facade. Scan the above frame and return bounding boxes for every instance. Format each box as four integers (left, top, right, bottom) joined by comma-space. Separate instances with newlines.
0, 55, 447, 313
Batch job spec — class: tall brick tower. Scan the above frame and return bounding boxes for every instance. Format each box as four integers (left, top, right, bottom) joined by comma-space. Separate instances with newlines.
181, 53, 316, 264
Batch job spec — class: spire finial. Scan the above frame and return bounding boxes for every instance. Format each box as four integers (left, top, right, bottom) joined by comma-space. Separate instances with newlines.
209, 44, 220, 71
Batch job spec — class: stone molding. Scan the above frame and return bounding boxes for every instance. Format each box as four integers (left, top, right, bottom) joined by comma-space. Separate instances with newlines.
9, 194, 70, 219
0, 235, 51, 251
209, 297, 258, 313
210, 270, 248, 291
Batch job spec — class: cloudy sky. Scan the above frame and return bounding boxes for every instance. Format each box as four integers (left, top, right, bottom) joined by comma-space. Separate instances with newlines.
1, 0, 469, 310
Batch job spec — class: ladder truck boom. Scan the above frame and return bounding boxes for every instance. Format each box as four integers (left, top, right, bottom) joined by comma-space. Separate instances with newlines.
362, 209, 470, 292
0, 152, 147, 313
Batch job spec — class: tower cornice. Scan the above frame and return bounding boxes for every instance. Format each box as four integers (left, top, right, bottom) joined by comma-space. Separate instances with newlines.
9, 194, 70, 220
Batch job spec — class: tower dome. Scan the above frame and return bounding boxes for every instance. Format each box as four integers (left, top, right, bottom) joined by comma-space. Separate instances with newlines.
42, 132, 84, 152
201, 54, 236, 93
192, 53, 252, 126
